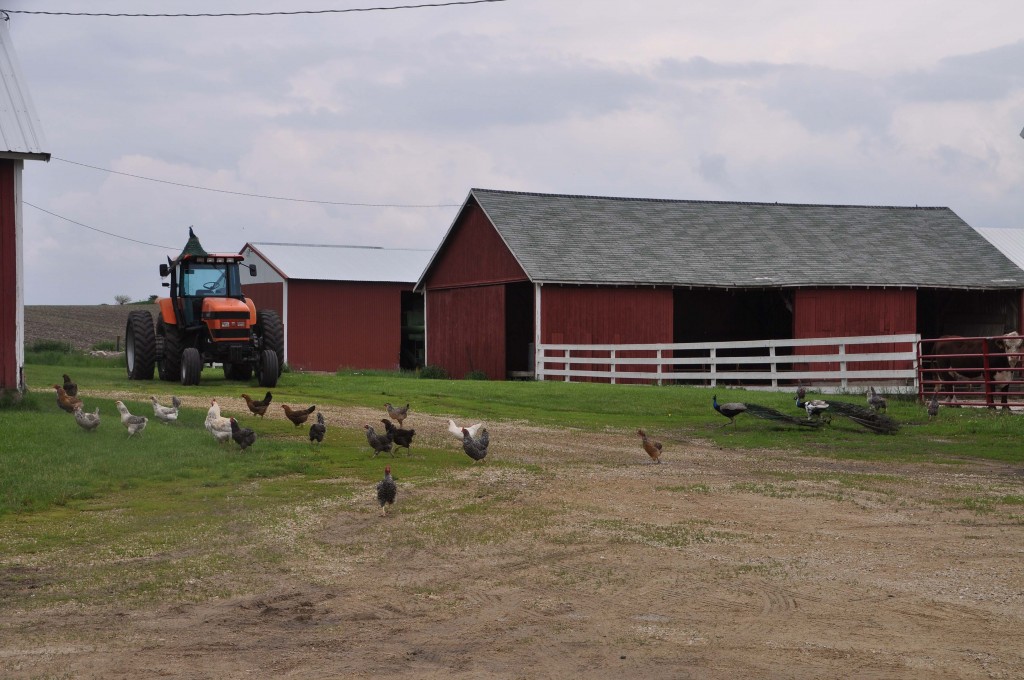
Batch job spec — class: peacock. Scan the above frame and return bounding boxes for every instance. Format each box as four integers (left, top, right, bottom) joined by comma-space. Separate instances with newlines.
796, 387, 899, 435
713, 395, 822, 428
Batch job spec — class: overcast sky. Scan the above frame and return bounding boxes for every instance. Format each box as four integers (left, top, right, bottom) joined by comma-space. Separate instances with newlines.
9, 0, 1024, 304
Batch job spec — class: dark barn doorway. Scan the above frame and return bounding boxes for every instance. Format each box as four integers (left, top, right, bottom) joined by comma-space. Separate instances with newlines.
917, 289, 1020, 338
400, 291, 425, 370
505, 282, 535, 378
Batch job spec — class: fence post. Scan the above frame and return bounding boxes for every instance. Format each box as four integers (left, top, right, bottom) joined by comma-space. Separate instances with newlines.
982, 340, 992, 407
610, 349, 617, 385
839, 343, 848, 389
657, 348, 663, 386
769, 344, 777, 388
535, 344, 544, 382
564, 349, 571, 383
710, 348, 717, 388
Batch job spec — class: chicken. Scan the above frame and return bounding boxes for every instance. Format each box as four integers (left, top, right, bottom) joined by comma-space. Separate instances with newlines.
867, 386, 887, 413
376, 465, 397, 516
52, 384, 83, 414
241, 391, 273, 418
381, 418, 415, 455
114, 400, 148, 437
73, 405, 100, 432
364, 424, 393, 457
461, 427, 489, 463
636, 428, 662, 464
205, 399, 233, 444
229, 417, 257, 451
448, 418, 483, 440
309, 411, 326, 444
282, 403, 316, 427
150, 395, 181, 423
385, 402, 409, 426
62, 373, 78, 397
927, 391, 940, 420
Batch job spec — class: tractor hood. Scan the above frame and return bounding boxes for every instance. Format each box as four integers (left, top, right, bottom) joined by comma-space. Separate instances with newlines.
201, 296, 255, 320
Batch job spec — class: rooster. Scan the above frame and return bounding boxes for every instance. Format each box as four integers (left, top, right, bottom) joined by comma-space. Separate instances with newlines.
636, 428, 662, 464
867, 387, 887, 413
241, 391, 273, 418
448, 418, 483, 440
309, 411, 326, 444
376, 465, 397, 516
282, 403, 316, 427
114, 401, 148, 437
385, 402, 409, 426
73, 405, 100, 432
381, 418, 415, 455
150, 395, 181, 423
61, 373, 78, 397
461, 427, 489, 463
205, 399, 233, 443
229, 417, 257, 451
52, 384, 82, 414
364, 424, 393, 457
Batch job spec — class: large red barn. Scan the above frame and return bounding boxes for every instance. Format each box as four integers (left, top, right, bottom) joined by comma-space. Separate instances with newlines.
417, 189, 1024, 381
0, 20, 50, 397
240, 242, 430, 373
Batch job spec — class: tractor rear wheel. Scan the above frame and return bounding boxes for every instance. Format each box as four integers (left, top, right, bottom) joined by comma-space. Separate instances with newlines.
256, 349, 279, 388
255, 310, 284, 376
125, 311, 156, 380
181, 347, 202, 386
157, 320, 184, 382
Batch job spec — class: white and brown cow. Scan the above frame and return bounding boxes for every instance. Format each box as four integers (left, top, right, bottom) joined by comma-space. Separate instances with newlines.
928, 331, 1022, 410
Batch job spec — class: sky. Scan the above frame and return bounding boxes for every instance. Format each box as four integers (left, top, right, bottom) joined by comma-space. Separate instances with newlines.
7, 0, 1024, 304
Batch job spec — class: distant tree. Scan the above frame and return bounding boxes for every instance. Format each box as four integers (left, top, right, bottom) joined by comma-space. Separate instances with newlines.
114, 294, 131, 305
147, 294, 158, 304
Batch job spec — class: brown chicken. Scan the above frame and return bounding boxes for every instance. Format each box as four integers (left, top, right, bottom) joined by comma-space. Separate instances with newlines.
636, 428, 663, 464
52, 384, 83, 414
384, 402, 409, 426
62, 373, 78, 397
282, 403, 316, 426
242, 391, 273, 418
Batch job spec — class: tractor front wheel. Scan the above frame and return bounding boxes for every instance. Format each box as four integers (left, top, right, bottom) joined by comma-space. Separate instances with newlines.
125, 311, 156, 380
256, 349, 279, 388
181, 347, 202, 386
157, 319, 184, 382
255, 310, 284, 377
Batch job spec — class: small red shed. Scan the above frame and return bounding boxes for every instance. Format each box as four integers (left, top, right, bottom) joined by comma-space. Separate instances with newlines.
240, 242, 431, 373
0, 20, 50, 397
417, 189, 1024, 381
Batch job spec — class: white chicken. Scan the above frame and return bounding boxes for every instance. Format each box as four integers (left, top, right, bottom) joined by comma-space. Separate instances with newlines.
205, 399, 233, 443
150, 395, 181, 423
448, 418, 483, 440
115, 400, 148, 437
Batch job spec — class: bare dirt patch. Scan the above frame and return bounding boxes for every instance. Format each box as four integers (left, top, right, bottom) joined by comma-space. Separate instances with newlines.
2, 406, 1023, 678
24, 304, 158, 351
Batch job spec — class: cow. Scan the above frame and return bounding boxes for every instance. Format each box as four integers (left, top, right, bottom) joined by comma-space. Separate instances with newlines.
926, 332, 1022, 410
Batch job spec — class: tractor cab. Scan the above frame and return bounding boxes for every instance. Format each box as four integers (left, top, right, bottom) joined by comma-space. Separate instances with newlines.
162, 254, 253, 327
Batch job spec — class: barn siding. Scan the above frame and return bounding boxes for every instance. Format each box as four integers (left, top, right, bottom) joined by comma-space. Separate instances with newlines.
287, 280, 411, 372
541, 286, 674, 383
794, 288, 917, 371
426, 285, 506, 379
0, 160, 17, 391
242, 282, 284, 317
421, 201, 528, 289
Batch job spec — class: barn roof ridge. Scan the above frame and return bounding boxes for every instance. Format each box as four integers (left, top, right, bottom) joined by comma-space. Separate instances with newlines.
470, 187, 949, 212
247, 241, 432, 253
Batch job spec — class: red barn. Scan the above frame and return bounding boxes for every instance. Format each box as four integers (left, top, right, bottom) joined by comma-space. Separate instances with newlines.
0, 20, 50, 397
239, 242, 430, 373
417, 189, 1024, 380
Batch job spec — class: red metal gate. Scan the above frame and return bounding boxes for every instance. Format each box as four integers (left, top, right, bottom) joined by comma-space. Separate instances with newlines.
917, 334, 1024, 409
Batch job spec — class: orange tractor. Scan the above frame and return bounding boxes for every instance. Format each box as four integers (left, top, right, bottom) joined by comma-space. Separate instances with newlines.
125, 228, 284, 387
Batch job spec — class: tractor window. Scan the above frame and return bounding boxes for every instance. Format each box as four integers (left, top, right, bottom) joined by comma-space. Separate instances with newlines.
183, 264, 240, 296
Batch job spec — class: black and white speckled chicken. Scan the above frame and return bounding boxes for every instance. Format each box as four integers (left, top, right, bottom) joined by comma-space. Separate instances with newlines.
364, 424, 393, 457
381, 419, 415, 455
73, 405, 100, 432
229, 417, 256, 451
309, 411, 326, 444
376, 465, 397, 516
461, 427, 489, 463
62, 373, 78, 397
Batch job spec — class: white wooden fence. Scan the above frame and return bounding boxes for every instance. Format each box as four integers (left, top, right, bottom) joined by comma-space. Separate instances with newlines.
535, 333, 920, 392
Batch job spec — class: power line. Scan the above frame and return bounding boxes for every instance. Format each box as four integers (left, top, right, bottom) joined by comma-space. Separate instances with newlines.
24, 201, 176, 250
1, 0, 508, 18
53, 157, 461, 208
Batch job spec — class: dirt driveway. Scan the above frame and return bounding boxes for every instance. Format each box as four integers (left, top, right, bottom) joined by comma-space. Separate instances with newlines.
3, 404, 1023, 678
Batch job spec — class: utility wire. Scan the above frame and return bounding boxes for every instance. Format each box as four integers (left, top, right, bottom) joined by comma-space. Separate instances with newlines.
24, 201, 176, 250
1, 0, 508, 18
53, 157, 461, 208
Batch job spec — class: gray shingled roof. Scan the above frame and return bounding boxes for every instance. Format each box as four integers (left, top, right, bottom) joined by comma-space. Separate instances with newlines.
469, 188, 1024, 289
